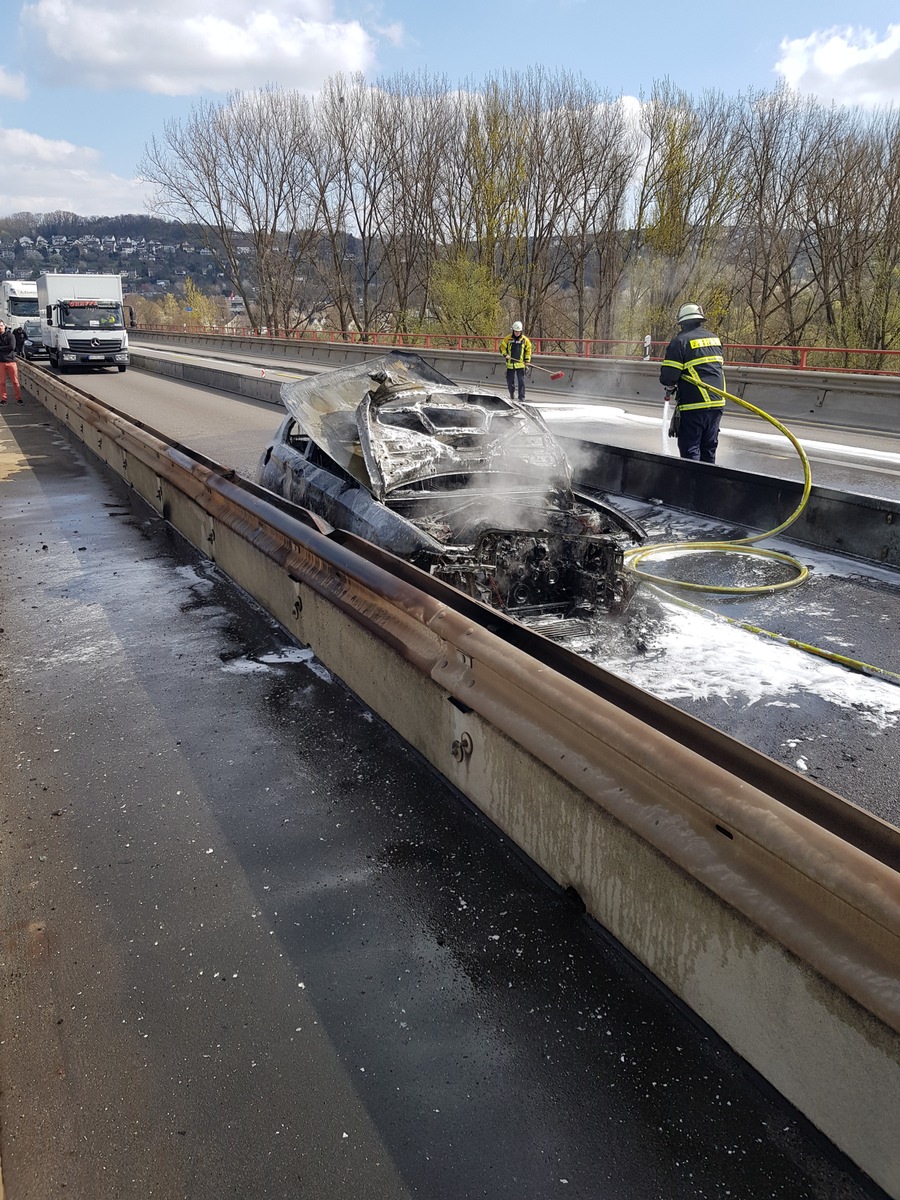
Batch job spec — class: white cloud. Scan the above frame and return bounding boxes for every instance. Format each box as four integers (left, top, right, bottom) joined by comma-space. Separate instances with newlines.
775, 24, 900, 106
22, 0, 382, 95
0, 66, 28, 100
0, 127, 152, 216
376, 22, 404, 49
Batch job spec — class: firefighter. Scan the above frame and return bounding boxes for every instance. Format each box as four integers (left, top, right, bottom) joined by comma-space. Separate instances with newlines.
659, 302, 726, 464
499, 320, 532, 401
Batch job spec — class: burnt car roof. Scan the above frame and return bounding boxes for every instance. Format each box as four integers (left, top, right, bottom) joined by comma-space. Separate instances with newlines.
280, 350, 570, 500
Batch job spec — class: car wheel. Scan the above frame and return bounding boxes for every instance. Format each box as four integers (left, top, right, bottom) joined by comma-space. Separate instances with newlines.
117, 366, 127, 373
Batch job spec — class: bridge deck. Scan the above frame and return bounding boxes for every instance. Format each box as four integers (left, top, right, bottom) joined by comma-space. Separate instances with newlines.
0, 399, 886, 1197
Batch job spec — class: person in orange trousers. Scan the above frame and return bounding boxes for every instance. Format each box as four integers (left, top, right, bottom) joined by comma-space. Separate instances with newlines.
0, 321, 23, 404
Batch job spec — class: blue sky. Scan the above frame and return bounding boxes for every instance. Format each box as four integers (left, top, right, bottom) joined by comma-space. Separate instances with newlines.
1, 0, 898, 218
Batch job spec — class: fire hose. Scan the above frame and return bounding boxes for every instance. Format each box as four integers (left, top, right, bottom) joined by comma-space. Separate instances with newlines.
623, 382, 900, 685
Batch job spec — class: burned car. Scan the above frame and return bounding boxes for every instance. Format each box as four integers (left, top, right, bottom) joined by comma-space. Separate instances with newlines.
257, 351, 644, 617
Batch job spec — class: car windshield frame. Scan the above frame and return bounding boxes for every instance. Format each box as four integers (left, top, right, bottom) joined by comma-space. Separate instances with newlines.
280, 350, 572, 501
358, 387, 570, 498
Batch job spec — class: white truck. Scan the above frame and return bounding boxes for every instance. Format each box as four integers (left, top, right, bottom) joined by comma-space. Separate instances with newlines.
0, 280, 40, 331
38, 273, 130, 372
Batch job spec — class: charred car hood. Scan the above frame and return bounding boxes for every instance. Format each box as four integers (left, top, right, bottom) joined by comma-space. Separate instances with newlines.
280, 350, 571, 500
270, 351, 645, 618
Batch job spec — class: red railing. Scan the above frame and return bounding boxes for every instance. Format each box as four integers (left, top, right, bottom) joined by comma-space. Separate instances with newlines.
140, 324, 900, 376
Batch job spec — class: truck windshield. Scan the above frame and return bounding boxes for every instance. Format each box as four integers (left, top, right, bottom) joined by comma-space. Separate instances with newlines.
10, 298, 39, 317
59, 302, 124, 330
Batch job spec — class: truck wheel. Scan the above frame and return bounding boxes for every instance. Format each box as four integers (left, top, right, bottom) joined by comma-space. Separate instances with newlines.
117, 366, 127, 373
57, 361, 67, 374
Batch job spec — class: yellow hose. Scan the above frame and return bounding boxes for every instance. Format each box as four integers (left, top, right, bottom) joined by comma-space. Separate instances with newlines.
625, 382, 900, 686
625, 382, 811, 594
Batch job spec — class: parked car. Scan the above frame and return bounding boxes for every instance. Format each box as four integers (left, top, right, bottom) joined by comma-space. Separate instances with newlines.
20, 320, 48, 361
257, 351, 644, 618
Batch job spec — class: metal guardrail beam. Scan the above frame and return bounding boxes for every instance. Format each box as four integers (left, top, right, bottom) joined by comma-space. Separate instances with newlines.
22, 362, 900, 1196
137, 325, 900, 375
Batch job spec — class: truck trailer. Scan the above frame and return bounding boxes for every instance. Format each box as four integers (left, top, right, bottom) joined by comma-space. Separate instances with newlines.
37, 273, 130, 372
0, 280, 40, 331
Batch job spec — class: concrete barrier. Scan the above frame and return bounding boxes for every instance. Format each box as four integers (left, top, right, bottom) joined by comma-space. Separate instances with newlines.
133, 330, 900, 432
131, 349, 282, 404
562, 436, 900, 568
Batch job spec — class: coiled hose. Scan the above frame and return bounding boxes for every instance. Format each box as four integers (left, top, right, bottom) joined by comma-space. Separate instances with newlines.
623, 382, 900, 686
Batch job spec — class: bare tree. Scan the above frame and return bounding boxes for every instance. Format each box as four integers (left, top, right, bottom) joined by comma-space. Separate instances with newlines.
731, 86, 823, 358
137, 71, 900, 358
370, 73, 450, 330
627, 81, 746, 339
142, 86, 322, 334
555, 85, 640, 345
801, 106, 900, 361
306, 75, 396, 337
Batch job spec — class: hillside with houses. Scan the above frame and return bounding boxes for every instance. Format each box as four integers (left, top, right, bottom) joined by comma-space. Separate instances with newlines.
0, 214, 252, 325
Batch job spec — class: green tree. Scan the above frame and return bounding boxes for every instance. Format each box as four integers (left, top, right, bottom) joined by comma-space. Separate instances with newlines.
430, 253, 501, 337
183, 277, 221, 327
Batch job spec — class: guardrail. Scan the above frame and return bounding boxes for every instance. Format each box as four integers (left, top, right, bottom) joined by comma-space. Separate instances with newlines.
23, 360, 900, 1196
138, 324, 900, 375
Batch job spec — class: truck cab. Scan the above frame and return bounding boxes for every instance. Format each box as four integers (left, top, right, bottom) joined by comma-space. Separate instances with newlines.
38, 273, 130, 373
0, 281, 40, 331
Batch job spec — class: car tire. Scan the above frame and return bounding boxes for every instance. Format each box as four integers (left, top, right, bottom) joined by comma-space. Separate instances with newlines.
117, 366, 127, 373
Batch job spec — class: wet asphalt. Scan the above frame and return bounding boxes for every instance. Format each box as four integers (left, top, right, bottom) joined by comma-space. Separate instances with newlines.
0, 403, 892, 1199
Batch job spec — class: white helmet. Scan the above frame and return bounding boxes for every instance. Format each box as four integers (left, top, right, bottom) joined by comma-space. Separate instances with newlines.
512, 320, 523, 332
676, 302, 704, 324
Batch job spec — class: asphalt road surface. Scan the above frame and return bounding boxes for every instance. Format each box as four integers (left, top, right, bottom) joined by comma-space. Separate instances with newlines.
0, 400, 887, 1200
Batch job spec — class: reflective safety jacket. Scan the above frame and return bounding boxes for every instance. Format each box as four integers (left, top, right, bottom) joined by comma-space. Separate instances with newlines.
499, 332, 532, 369
659, 323, 725, 411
